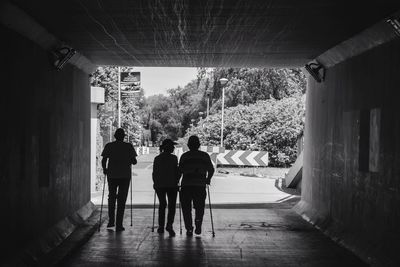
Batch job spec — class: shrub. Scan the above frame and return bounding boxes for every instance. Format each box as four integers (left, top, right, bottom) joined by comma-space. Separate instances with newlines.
185, 96, 305, 167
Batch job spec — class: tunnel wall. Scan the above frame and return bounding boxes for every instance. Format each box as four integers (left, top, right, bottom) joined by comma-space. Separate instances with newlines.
297, 37, 400, 265
0, 25, 91, 260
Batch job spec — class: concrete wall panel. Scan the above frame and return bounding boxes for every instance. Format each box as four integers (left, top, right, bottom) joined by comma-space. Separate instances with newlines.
0, 25, 90, 259
298, 37, 400, 265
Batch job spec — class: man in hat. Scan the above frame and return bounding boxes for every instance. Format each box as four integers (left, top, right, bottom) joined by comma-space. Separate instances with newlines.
179, 135, 214, 236
101, 128, 137, 231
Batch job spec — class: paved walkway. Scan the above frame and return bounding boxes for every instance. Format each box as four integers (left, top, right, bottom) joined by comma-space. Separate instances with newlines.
78, 153, 365, 266
92, 154, 294, 205
61, 203, 366, 267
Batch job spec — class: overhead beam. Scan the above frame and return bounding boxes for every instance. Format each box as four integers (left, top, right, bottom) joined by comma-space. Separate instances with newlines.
316, 10, 400, 68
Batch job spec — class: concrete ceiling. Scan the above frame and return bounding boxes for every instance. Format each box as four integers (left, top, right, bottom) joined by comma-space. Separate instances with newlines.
13, 0, 400, 67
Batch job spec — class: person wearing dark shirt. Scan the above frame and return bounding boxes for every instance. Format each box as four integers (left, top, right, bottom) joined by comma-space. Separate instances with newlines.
101, 128, 137, 232
179, 135, 214, 236
152, 139, 180, 236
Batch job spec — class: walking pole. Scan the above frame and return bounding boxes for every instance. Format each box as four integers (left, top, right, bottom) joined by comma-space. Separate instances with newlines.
207, 185, 215, 237
130, 178, 133, 227
178, 187, 182, 235
98, 174, 107, 232
151, 191, 156, 232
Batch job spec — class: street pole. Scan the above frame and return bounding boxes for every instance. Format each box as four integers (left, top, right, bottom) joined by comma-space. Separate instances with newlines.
220, 86, 225, 147
109, 120, 112, 142
219, 78, 228, 148
117, 66, 121, 128
206, 97, 210, 122
198, 112, 204, 128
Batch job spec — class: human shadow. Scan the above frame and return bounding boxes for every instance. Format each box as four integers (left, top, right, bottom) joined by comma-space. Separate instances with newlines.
178, 236, 205, 266
151, 234, 178, 266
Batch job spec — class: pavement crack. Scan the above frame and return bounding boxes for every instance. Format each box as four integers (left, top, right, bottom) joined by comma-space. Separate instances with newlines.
135, 230, 151, 251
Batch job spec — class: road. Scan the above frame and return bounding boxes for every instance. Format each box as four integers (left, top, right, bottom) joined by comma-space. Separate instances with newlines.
91, 153, 293, 205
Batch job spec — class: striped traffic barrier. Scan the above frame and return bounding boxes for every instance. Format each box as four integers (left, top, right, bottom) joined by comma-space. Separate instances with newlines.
135, 146, 150, 155
217, 150, 268, 166
174, 146, 268, 167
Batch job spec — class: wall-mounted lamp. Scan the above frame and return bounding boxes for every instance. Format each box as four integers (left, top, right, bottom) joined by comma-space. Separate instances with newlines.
52, 46, 76, 70
387, 18, 400, 36
305, 62, 325, 83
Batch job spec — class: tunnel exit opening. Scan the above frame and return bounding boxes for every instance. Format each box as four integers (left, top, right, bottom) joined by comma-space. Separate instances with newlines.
90, 66, 306, 207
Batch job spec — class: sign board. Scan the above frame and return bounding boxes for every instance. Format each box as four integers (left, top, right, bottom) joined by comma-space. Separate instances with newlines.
120, 71, 140, 97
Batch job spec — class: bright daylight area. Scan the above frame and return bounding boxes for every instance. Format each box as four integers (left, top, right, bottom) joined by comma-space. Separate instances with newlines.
91, 66, 305, 205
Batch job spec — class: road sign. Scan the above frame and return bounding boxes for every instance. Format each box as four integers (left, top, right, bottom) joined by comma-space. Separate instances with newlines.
120, 71, 140, 97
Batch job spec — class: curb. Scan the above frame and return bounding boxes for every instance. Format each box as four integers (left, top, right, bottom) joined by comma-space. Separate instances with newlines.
40, 210, 100, 266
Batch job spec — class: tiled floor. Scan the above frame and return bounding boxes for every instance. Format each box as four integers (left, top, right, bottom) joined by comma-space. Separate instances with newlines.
61, 204, 366, 266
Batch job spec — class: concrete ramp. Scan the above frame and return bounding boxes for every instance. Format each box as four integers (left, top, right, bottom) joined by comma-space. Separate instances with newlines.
285, 151, 303, 188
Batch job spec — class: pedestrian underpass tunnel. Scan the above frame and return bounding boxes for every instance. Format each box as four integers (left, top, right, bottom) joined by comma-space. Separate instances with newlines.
1, 1, 400, 266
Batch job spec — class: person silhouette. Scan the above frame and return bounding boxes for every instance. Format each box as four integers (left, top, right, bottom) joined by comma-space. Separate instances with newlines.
179, 135, 214, 236
101, 128, 137, 231
152, 139, 180, 236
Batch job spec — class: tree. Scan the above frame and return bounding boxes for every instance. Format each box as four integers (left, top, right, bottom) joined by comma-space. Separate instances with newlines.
91, 66, 144, 145
185, 96, 305, 167
93, 65, 306, 166
120, 95, 142, 145
92, 65, 308, 165
207, 68, 306, 109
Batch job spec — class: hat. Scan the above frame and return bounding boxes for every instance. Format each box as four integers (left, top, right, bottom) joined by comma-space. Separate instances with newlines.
161, 139, 177, 148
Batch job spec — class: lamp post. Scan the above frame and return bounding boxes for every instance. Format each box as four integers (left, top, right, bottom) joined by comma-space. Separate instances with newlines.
117, 66, 121, 128
206, 89, 212, 121
109, 117, 113, 142
198, 112, 204, 128
219, 78, 228, 147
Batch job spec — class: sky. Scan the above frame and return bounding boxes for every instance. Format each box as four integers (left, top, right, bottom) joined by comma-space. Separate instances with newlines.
132, 67, 198, 96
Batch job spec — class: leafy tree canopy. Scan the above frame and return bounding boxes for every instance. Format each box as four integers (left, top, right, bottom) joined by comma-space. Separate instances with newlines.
92, 66, 306, 166
91, 66, 144, 145
185, 96, 305, 167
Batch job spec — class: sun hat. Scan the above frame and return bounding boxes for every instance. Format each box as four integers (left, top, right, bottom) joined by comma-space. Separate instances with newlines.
161, 139, 177, 148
